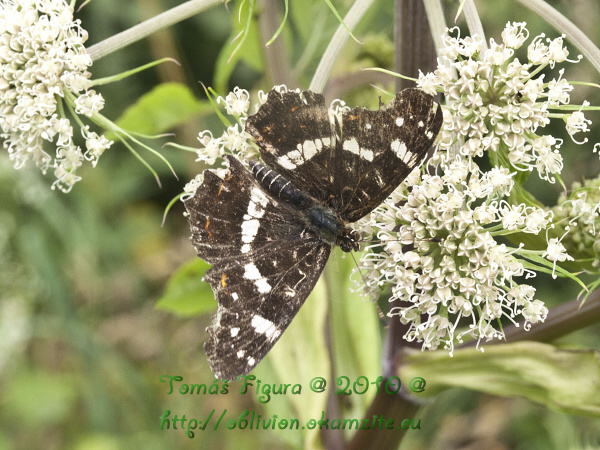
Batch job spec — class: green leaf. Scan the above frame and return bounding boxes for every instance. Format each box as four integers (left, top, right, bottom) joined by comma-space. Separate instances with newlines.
329, 249, 382, 413
400, 341, 600, 417
115, 82, 211, 135
156, 258, 215, 317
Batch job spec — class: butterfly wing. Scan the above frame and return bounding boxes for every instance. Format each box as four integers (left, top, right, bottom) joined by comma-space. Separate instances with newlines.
246, 88, 443, 222
334, 88, 443, 222
244, 89, 337, 203
184, 155, 330, 380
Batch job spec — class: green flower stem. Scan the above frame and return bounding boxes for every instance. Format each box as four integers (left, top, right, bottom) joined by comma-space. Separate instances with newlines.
514, 0, 600, 74
90, 58, 179, 86
257, 0, 296, 88
227, 0, 255, 64
321, 261, 346, 449
547, 104, 600, 112
264, 0, 289, 47
360, 67, 419, 84
87, 0, 222, 61
309, 0, 377, 93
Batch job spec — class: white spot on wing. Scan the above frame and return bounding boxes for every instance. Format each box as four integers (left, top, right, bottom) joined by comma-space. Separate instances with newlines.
244, 263, 261, 280
230, 327, 240, 337
396, 117, 404, 127
418, 120, 424, 127
426, 131, 433, 139
242, 189, 268, 245
237, 350, 245, 358
232, 292, 239, 301
251, 315, 281, 341
391, 139, 413, 163
343, 137, 373, 161
250, 187, 268, 207
248, 357, 255, 366
241, 219, 259, 243
278, 155, 296, 170
365, 123, 371, 129
255, 278, 271, 293
361, 149, 373, 161
302, 140, 318, 159
243, 263, 272, 293
343, 138, 360, 155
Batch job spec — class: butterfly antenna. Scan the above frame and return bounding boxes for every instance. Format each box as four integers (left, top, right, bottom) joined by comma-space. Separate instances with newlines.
361, 237, 444, 245
349, 251, 368, 287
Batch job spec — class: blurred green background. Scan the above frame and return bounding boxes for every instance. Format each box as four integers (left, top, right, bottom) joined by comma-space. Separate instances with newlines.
1, 0, 599, 449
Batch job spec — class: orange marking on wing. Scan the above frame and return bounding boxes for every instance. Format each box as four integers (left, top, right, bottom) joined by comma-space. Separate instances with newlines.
218, 183, 224, 196
290, 106, 299, 112
205, 217, 210, 229
221, 273, 227, 288
347, 114, 359, 120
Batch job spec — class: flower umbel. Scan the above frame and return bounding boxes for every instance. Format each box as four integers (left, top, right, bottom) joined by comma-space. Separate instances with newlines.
0, 0, 112, 192
355, 159, 550, 354
354, 22, 592, 354
553, 177, 600, 270
418, 22, 586, 184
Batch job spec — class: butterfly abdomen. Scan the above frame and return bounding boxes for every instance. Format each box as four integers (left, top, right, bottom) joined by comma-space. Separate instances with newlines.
249, 159, 348, 248
249, 159, 312, 208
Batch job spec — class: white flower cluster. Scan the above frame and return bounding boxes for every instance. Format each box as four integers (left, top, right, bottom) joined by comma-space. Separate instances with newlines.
0, 0, 112, 192
354, 22, 585, 353
553, 177, 600, 269
355, 158, 550, 354
418, 22, 586, 183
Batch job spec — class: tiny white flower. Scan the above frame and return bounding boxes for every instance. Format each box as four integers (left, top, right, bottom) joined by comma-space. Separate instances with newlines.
565, 103, 591, 144
522, 299, 548, 323
218, 86, 250, 117
501, 22, 529, 49
74, 90, 105, 117
196, 130, 222, 165
182, 173, 204, 200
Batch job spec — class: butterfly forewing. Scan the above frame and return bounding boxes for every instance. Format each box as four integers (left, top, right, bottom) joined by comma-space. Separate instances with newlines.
184, 155, 330, 379
245, 90, 337, 203
246, 89, 443, 221
335, 89, 443, 222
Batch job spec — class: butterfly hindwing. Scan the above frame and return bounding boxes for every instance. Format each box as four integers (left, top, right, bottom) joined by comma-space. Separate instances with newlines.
184, 155, 331, 379
203, 240, 330, 380
184, 156, 302, 262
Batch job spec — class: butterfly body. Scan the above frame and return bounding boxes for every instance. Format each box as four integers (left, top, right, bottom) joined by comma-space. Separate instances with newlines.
250, 159, 355, 251
185, 88, 443, 380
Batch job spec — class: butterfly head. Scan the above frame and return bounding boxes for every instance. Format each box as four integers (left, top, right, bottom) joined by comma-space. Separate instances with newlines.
338, 228, 360, 253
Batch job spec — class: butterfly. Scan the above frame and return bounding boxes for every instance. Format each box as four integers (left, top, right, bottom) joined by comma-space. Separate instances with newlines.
184, 88, 443, 380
